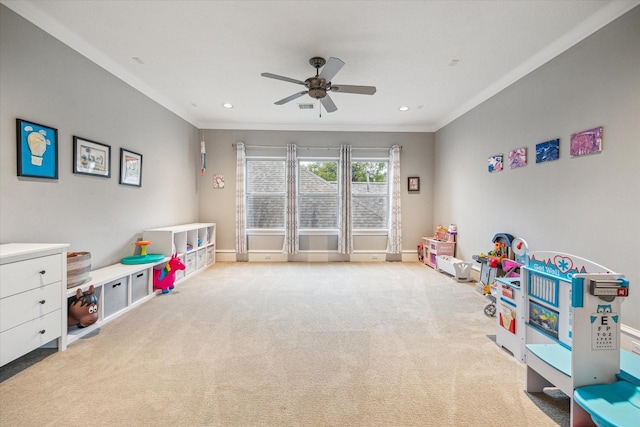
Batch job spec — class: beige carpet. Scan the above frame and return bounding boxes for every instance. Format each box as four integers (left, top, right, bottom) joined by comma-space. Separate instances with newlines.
0, 262, 569, 426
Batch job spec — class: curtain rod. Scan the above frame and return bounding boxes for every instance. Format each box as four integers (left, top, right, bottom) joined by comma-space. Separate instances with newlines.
232, 143, 400, 151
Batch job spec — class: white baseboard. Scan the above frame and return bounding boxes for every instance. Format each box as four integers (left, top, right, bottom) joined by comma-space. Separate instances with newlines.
350, 253, 385, 262
215, 250, 237, 262
248, 252, 288, 262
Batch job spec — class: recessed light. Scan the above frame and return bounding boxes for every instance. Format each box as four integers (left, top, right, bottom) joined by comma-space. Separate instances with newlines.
132, 57, 145, 64
449, 59, 460, 67
398, 106, 409, 112
222, 103, 233, 109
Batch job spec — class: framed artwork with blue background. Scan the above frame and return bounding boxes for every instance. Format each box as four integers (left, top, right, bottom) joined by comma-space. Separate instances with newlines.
16, 118, 58, 179
536, 138, 560, 163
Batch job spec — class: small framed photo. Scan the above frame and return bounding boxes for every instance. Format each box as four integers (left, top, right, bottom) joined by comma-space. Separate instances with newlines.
408, 176, 420, 192
119, 148, 143, 187
73, 136, 111, 177
16, 118, 58, 179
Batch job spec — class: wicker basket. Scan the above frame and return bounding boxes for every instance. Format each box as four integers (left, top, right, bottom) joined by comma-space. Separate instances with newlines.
67, 252, 91, 288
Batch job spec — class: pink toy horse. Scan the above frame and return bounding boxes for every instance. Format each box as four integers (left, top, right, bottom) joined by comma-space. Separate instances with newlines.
153, 254, 186, 293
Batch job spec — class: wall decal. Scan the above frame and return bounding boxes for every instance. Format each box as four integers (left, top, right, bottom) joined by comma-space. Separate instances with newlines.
213, 174, 225, 188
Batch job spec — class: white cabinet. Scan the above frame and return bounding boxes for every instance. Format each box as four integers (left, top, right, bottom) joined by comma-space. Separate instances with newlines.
0, 243, 68, 367
143, 223, 216, 279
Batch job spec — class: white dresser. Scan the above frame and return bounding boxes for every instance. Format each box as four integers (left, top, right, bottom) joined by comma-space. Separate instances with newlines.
0, 243, 68, 366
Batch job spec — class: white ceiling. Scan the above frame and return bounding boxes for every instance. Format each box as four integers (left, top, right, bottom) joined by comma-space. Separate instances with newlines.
3, 0, 638, 132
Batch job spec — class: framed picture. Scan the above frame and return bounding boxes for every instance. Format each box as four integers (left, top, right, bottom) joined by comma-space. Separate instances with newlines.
508, 147, 527, 169
408, 177, 420, 192
16, 118, 58, 179
73, 136, 111, 177
570, 126, 602, 157
119, 148, 143, 187
488, 154, 503, 172
536, 138, 560, 163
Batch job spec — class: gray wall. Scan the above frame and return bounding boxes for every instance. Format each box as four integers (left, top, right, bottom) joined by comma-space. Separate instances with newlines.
198, 130, 434, 256
434, 7, 640, 330
0, 6, 201, 268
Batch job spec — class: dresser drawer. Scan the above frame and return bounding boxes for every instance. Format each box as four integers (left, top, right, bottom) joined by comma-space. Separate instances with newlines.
0, 282, 62, 332
0, 254, 62, 297
0, 310, 61, 366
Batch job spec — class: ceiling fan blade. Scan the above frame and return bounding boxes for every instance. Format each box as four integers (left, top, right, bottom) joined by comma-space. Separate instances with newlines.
318, 57, 344, 82
320, 94, 337, 113
275, 91, 308, 105
261, 72, 306, 86
331, 85, 377, 95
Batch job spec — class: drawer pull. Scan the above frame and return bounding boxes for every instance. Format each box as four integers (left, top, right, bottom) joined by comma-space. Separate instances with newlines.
113, 282, 121, 288
136, 273, 144, 278
39, 299, 46, 304
39, 329, 46, 334
39, 270, 46, 275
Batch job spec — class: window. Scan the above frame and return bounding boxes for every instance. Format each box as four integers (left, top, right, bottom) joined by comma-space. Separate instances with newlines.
298, 159, 339, 229
245, 154, 390, 234
245, 158, 285, 229
352, 160, 389, 229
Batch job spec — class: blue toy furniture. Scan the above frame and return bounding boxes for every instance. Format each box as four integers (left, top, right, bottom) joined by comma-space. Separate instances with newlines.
521, 252, 638, 426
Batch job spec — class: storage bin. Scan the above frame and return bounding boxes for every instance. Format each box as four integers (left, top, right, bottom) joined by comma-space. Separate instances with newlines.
197, 249, 206, 269
436, 255, 473, 282
131, 269, 149, 303
103, 276, 128, 318
185, 252, 196, 275
206, 246, 215, 265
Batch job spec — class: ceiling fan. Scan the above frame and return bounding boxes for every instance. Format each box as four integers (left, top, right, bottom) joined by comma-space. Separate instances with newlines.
261, 57, 376, 113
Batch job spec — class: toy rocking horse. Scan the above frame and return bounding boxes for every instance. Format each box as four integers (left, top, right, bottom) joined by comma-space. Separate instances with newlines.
68, 285, 99, 328
153, 253, 186, 293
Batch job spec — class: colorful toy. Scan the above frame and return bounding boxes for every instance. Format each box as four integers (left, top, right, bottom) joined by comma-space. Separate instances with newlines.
153, 253, 186, 293
472, 233, 515, 317
68, 285, 98, 328
121, 240, 164, 265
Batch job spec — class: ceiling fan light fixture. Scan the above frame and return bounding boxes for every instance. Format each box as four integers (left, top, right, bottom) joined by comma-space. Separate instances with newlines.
261, 56, 376, 113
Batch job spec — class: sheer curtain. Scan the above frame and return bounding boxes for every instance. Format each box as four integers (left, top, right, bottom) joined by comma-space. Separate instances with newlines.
283, 143, 299, 254
338, 144, 353, 254
235, 142, 247, 260
387, 144, 402, 254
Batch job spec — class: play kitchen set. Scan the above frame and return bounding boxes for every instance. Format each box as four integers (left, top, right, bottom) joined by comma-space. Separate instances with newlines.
419, 225, 473, 282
